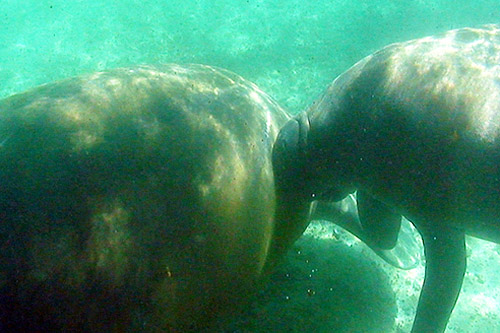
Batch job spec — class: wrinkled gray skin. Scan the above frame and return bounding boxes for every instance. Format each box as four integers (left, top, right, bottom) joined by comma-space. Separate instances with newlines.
273, 25, 500, 332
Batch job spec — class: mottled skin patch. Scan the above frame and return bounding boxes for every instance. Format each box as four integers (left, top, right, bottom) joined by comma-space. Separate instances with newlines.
0, 64, 296, 331
273, 25, 500, 332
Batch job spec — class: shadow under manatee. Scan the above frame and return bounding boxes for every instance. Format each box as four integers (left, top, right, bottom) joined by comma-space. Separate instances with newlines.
220, 221, 398, 332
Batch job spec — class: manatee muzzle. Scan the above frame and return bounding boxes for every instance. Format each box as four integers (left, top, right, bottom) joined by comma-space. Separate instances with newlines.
272, 112, 310, 197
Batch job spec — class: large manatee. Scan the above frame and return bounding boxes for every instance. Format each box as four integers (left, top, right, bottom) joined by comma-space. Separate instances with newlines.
0, 64, 309, 331
273, 25, 500, 332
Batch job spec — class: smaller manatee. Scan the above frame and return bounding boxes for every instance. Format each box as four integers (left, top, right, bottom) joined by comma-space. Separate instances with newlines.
273, 25, 500, 332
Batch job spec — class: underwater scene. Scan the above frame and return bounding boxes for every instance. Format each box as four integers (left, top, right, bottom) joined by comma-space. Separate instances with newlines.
1, 0, 500, 332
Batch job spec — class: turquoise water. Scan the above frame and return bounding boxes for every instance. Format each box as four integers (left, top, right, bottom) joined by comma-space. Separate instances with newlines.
1, 1, 498, 114
1, 1, 500, 332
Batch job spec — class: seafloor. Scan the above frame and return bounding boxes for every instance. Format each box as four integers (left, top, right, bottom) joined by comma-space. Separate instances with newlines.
220, 220, 500, 332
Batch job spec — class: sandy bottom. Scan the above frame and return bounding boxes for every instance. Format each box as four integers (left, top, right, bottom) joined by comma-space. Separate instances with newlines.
221, 220, 500, 332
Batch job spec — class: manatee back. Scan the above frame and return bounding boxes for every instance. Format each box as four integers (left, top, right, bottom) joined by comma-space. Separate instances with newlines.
308, 25, 500, 221
0, 64, 289, 331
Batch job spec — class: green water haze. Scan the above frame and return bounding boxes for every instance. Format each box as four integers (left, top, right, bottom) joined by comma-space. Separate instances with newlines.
1, 1, 500, 332
1, 0, 498, 114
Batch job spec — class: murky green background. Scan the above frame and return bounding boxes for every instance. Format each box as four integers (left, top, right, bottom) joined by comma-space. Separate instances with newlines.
1, 1, 499, 332
1, 0, 498, 114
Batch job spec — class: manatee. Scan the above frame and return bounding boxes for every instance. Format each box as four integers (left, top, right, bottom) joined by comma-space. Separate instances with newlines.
273, 25, 500, 332
0, 63, 309, 331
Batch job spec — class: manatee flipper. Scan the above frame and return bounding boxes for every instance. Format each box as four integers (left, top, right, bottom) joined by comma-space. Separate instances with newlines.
356, 190, 401, 250
310, 193, 420, 269
412, 226, 466, 333
384, 218, 421, 269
